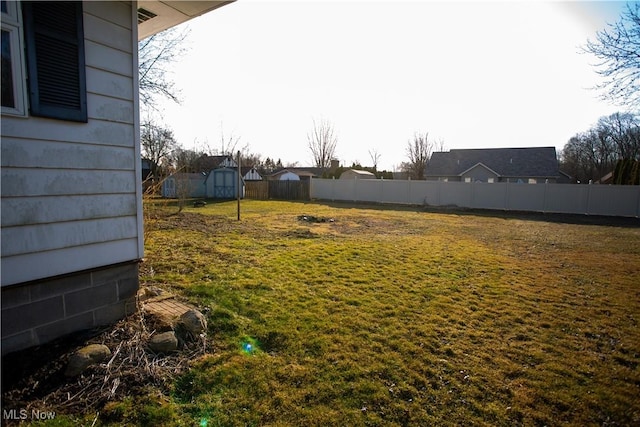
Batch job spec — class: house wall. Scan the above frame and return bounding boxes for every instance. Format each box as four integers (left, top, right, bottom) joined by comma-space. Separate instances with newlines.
243, 169, 262, 181
1, 1, 142, 354
311, 179, 640, 217
461, 164, 498, 183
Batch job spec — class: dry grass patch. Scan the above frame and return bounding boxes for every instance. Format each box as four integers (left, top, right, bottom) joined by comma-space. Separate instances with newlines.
74, 200, 640, 425
133, 200, 640, 426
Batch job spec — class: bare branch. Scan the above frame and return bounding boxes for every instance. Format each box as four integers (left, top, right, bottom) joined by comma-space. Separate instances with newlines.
138, 27, 191, 110
583, 3, 640, 107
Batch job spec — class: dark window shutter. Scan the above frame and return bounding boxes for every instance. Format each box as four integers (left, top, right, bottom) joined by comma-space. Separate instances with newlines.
23, 2, 87, 122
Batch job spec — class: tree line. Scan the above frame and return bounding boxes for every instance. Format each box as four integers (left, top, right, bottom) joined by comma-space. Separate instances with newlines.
560, 112, 640, 184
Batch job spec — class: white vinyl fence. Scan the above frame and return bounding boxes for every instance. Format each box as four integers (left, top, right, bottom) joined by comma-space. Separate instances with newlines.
310, 179, 640, 218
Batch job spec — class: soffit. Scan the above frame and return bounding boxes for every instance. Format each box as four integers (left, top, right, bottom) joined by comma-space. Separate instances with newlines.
138, 1, 235, 40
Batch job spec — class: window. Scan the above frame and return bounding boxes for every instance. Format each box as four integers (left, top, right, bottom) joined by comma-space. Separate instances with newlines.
488, 178, 494, 183
22, 1, 87, 122
1, 0, 27, 116
528, 178, 537, 184
464, 177, 472, 183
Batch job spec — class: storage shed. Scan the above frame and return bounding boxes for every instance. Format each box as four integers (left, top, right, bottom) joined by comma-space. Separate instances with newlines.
162, 173, 206, 198
205, 168, 245, 199
340, 169, 376, 180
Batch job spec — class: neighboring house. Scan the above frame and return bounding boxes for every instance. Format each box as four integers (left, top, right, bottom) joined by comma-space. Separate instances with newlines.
269, 168, 321, 181
162, 173, 207, 198
425, 147, 567, 183
194, 154, 236, 172
595, 171, 614, 185
340, 169, 376, 180
271, 170, 302, 181
242, 166, 263, 181
1, 0, 234, 355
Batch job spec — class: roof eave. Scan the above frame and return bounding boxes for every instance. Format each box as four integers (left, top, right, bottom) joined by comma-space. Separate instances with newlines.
458, 162, 501, 177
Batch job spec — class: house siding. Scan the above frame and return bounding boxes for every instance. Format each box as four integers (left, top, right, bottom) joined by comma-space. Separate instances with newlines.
1, 1, 141, 353
461, 164, 499, 183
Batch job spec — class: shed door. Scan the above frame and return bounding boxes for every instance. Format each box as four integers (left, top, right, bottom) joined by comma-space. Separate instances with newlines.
214, 170, 235, 198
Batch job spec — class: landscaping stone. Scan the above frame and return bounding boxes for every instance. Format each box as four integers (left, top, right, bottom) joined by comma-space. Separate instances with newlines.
149, 331, 178, 353
64, 344, 111, 377
178, 309, 207, 335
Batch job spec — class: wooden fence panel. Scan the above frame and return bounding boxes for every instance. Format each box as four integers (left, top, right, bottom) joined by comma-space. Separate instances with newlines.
269, 180, 310, 201
244, 180, 310, 201
245, 181, 269, 200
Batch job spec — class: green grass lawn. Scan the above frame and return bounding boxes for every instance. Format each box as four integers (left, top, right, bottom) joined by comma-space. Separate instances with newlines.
127, 200, 639, 426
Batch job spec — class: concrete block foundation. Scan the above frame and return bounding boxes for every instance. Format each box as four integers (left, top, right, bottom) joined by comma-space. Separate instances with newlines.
1, 262, 139, 355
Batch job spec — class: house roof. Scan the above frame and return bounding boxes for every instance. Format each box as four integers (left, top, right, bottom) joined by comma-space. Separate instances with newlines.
341, 169, 376, 177
426, 147, 560, 178
342, 169, 375, 176
138, 1, 235, 40
270, 168, 322, 178
193, 155, 235, 172
241, 166, 261, 175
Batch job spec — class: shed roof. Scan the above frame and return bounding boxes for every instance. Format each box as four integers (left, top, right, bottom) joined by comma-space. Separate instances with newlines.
270, 168, 320, 178
426, 147, 560, 178
340, 169, 376, 178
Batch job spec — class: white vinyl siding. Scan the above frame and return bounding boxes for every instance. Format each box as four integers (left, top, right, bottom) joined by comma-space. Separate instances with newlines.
2, 240, 140, 286
1, 1, 141, 286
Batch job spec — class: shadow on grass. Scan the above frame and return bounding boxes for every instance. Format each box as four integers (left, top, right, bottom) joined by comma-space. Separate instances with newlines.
306, 199, 640, 228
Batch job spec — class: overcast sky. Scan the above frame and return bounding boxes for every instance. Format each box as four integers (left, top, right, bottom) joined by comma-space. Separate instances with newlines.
156, 1, 631, 171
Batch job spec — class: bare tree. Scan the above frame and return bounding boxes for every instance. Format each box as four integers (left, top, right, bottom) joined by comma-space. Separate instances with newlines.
560, 112, 640, 183
404, 132, 435, 180
584, 3, 640, 107
219, 127, 244, 156
368, 149, 381, 171
171, 147, 203, 173
141, 119, 179, 178
597, 112, 640, 160
138, 27, 190, 109
307, 119, 338, 172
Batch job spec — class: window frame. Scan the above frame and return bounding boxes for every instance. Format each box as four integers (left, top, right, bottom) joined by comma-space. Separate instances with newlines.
1, 0, 27, 117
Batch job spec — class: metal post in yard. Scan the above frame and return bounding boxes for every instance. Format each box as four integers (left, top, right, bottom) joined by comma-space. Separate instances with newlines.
237, 150, 241, 221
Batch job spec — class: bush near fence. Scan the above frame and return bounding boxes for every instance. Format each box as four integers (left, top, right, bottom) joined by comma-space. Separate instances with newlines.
310, 178, 640, 218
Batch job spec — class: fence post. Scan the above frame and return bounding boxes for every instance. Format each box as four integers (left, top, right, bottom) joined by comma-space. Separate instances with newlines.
504, 181, 510, 211
353, 178, 358, 203
470, 180, 475, 208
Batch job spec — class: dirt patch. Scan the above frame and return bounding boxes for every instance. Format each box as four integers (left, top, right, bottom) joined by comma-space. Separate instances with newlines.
297, 215, 335, 223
